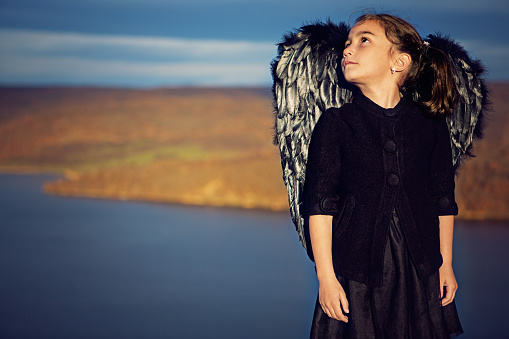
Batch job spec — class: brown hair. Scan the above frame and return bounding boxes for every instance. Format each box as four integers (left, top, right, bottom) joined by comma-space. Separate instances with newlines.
355, 13, 458, 116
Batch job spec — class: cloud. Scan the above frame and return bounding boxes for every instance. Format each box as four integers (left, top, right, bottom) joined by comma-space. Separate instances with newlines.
1, 28, 508, 86
1, 30, 275, 61
0, 55, 270, 86
0, 29, 277, 86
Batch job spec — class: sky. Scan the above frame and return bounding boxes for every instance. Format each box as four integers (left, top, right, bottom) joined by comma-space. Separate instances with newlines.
0, 0, 508, 87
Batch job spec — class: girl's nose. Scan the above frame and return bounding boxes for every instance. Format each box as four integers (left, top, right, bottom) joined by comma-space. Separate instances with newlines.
343, 46, 353, 57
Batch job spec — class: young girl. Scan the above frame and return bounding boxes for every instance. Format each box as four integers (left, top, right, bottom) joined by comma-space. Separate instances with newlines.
304, 14, 463, 338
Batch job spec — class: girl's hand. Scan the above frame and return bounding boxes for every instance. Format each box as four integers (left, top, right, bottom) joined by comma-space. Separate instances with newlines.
309, 215, 349, 322
318, 275, 349, 322
439, 263, 458, 306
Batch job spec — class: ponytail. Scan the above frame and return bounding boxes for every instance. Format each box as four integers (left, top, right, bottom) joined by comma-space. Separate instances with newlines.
416, 42, 458, 116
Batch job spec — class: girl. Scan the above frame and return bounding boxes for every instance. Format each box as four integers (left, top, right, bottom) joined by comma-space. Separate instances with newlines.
304, 14, 463, 338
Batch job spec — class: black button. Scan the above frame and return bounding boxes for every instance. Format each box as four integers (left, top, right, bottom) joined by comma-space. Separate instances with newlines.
383, 140, 396, 153
384, 110, 397, 117
320, 196, 339, 213
437, 197, 450, 209
386, 174, 400, 187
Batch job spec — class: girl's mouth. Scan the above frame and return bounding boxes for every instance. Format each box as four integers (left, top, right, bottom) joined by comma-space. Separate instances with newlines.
343, 60, 356, 68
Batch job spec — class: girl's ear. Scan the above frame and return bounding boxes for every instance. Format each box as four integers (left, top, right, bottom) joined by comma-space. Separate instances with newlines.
394, 53, 411, 73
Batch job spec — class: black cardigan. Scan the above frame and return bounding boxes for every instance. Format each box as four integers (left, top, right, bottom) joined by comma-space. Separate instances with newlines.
304, 93, 458, 287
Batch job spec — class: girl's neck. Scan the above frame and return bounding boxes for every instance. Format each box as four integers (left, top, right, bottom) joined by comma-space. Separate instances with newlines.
357, 84, 402, 109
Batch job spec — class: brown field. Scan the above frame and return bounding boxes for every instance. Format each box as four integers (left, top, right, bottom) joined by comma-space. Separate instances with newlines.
0, 84, 508, 219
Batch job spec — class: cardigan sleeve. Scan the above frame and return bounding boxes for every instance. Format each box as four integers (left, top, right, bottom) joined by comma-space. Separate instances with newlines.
429, 116, 458, 216
304, 108, 342, 216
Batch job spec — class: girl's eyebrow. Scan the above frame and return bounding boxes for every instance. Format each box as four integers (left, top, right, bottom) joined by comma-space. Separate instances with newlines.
354, 30, 375, 37
347, 30, 375, 40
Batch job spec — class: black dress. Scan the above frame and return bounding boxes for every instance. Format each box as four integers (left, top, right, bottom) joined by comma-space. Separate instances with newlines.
310, 209, 463, 339
305, 93, 463, 338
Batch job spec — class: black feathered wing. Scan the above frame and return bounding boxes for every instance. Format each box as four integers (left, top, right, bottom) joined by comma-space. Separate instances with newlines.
424, 34, 489, 170
271, 21, 351, 253
271, 24, 488, 255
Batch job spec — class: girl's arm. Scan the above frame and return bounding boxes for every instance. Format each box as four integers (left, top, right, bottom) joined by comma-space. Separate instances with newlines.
429, 116, 459, 306
438, 215, 458, 306
309, 214, 349, 322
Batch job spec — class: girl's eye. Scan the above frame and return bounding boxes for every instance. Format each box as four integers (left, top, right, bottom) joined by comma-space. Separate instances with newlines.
361, 37, 370, 43
345, 41, 351, 48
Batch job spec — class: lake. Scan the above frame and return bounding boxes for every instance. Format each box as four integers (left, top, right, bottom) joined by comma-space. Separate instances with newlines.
0, 174, 508, 338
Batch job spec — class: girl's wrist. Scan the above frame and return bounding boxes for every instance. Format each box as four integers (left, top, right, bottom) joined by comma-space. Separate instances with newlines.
316, 269, 337, 282
441, 257, 453, 266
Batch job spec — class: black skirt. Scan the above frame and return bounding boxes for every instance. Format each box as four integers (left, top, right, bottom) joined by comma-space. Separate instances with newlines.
310, 211, 463, 339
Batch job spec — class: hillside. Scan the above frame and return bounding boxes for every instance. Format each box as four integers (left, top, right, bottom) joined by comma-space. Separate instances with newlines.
0, 85, 508, 219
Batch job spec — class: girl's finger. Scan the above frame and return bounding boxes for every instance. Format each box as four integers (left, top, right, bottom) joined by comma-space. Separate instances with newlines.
322, 303, 337, 320
320, 303, 329, 317
339, 294, 350, 314
440, 281, 445, 299
442, 286, 452, 305
323, 299, 344, 322
332, 300, 348, 323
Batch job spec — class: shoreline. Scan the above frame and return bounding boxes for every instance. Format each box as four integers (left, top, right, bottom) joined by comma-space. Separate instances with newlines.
43, 184, 290, 213
0, 168, 290, 213
2, 170, 508, 221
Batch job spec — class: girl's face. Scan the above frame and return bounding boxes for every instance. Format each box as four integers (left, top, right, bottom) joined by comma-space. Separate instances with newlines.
342, 20, 396, 89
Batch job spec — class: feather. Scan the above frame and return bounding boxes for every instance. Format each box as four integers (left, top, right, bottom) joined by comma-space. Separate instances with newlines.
271, 21, 350, 256
294, 39, 311, 64
276, 49, 293, 79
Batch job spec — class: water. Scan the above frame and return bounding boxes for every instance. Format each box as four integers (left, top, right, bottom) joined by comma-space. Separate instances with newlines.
0, 174, 508, 338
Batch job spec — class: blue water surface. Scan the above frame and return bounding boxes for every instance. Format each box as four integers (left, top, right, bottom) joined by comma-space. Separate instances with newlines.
0, 174, 508, 338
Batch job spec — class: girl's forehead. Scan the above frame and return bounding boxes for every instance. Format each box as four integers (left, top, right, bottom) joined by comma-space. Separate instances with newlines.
349, 20, 384, 34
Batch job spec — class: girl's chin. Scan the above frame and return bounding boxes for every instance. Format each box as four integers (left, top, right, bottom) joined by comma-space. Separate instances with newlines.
343, 74, 359, 85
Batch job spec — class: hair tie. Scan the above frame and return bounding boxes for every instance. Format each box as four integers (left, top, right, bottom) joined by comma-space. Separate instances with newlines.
422, 40, 430, 55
